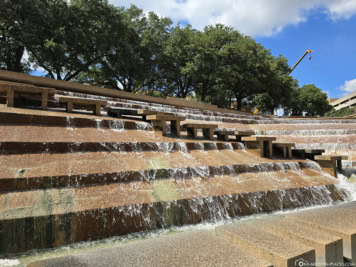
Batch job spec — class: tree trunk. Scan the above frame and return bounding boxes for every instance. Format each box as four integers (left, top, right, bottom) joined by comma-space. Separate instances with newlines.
236, 96, 243, 111
14, 46, 25, 72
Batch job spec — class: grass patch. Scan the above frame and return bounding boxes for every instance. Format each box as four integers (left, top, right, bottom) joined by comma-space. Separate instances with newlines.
324, 107, 356, 117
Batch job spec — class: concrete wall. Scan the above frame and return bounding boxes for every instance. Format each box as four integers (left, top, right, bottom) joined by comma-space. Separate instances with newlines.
0, 70, 252, 116
330, 91, 356, 110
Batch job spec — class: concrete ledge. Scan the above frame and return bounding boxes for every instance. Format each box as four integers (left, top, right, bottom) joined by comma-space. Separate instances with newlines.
273, 142, 295, 158
216, 222, 316, 267
0, 161, 322, 192
0, 70, 253, 116
26, 231, 273, 267
315, 155, 346, 177
293, 149, 325, 160
58, 96, 107, 116
0, 141, 243, 155
258, 217, 344, 265
242, 136, 276, 158
146, 115, 185, 137
315, 155, 345, 161
241, 136, 277, 142
286, 202, 356, 264
183, 123, 218, 140
214, 130, 255, 141
0, 184, 344, 254
0, 110, 148, 130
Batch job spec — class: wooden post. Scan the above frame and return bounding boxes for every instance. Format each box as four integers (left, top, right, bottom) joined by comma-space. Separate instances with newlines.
7, 88, 14, 107
287, 147, 292, 158
203, 128, 214, 140
152, 120, 166, 136
41, 91, 48, 110
318, 159, 337, 177
337, 159, 342, 172
171, 120, 181, 137
268, 141, 273, 157
187, 127, 197, 139
236, 136, 242, 142
94, 104, 101, 116
217, 133, 228, 141
66, 102, 73, 113
282, 147, 287, 158
259, 140, 264, 157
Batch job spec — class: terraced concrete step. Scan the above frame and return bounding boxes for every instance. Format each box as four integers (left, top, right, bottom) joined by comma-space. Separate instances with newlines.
248, 125, 356, 135
26, 230, 273, 267
21, 201, 356, 266
286, 201, 356, 264
0, 124, 236, 143
55, 90, 265, 121
256, 216, 344, 265
277, 136, 356, 146
262, 118, 356, 124
0, 109, 149, 130
0, 180, 344, 254
256, 129, 356, 136
216, 221, 316, 267
50, 94, 261, 124
0, 159, 336, 192
0, 141, 243, 155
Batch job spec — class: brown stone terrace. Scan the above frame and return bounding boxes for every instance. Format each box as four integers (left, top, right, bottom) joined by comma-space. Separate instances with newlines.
0, 77, 355, 255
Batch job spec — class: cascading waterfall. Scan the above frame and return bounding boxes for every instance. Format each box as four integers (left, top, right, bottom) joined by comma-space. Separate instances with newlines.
335, 173, 356, 201
66, 117, 74, 131
222, 143, 234, 150
256, 129, 356, 136
55, 90, 269, 122
110, 158, 354, 231
295, 144, 356, 168
95, 119, 105, 132
256, 119, 356, 124
107, 183, 342, 231
109, 120, 125, 132
136, 122, 153, 131
295, 143, 356, 151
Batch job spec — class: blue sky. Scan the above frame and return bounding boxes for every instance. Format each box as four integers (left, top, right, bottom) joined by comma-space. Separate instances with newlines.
256, 11, 356, 99
31, 1, 356, 99
115, 0, 356, 99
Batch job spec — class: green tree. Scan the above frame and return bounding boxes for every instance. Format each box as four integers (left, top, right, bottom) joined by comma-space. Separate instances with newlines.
33, 0, 127, 81
284, 84, 332, 116
253, 55, 296, 114
92, 5, 172, 93
158, 24, 199, 98
283, 86, 304, 116
298, 84, 332, 116
0, 0, 128, 80
0, 0, 31, 72
216, 32, 271, 110
188, 24, 233, 103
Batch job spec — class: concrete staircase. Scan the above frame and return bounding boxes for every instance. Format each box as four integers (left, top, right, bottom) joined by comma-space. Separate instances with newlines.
25, 201, 356, 267
0, 106, 351, 254
0, 71, 355, 264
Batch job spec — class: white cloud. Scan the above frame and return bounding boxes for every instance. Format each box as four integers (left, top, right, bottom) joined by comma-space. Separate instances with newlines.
327, 0, 356, 20
112, 0, 356, 36
339, 79, 356, 93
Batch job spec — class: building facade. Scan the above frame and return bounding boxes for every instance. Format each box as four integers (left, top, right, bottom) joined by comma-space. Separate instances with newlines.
330, 91, 356, 110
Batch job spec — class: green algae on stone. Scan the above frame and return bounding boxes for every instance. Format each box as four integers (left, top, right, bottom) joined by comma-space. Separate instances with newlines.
348, 175, 356, 183
147, 157, 171, 169
152, 180, 181, 202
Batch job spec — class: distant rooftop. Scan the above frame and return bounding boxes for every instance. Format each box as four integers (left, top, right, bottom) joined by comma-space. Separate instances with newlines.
330, 91, 356, 110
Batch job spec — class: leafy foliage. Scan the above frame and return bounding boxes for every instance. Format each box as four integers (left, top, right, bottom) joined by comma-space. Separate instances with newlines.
284, 84, 332, 116
324, 107, 356, 117
0, 0, 330, 115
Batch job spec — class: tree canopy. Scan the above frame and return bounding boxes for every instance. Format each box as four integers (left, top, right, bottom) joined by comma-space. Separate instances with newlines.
0, 0, 330, 116
284, 84, 332, 116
